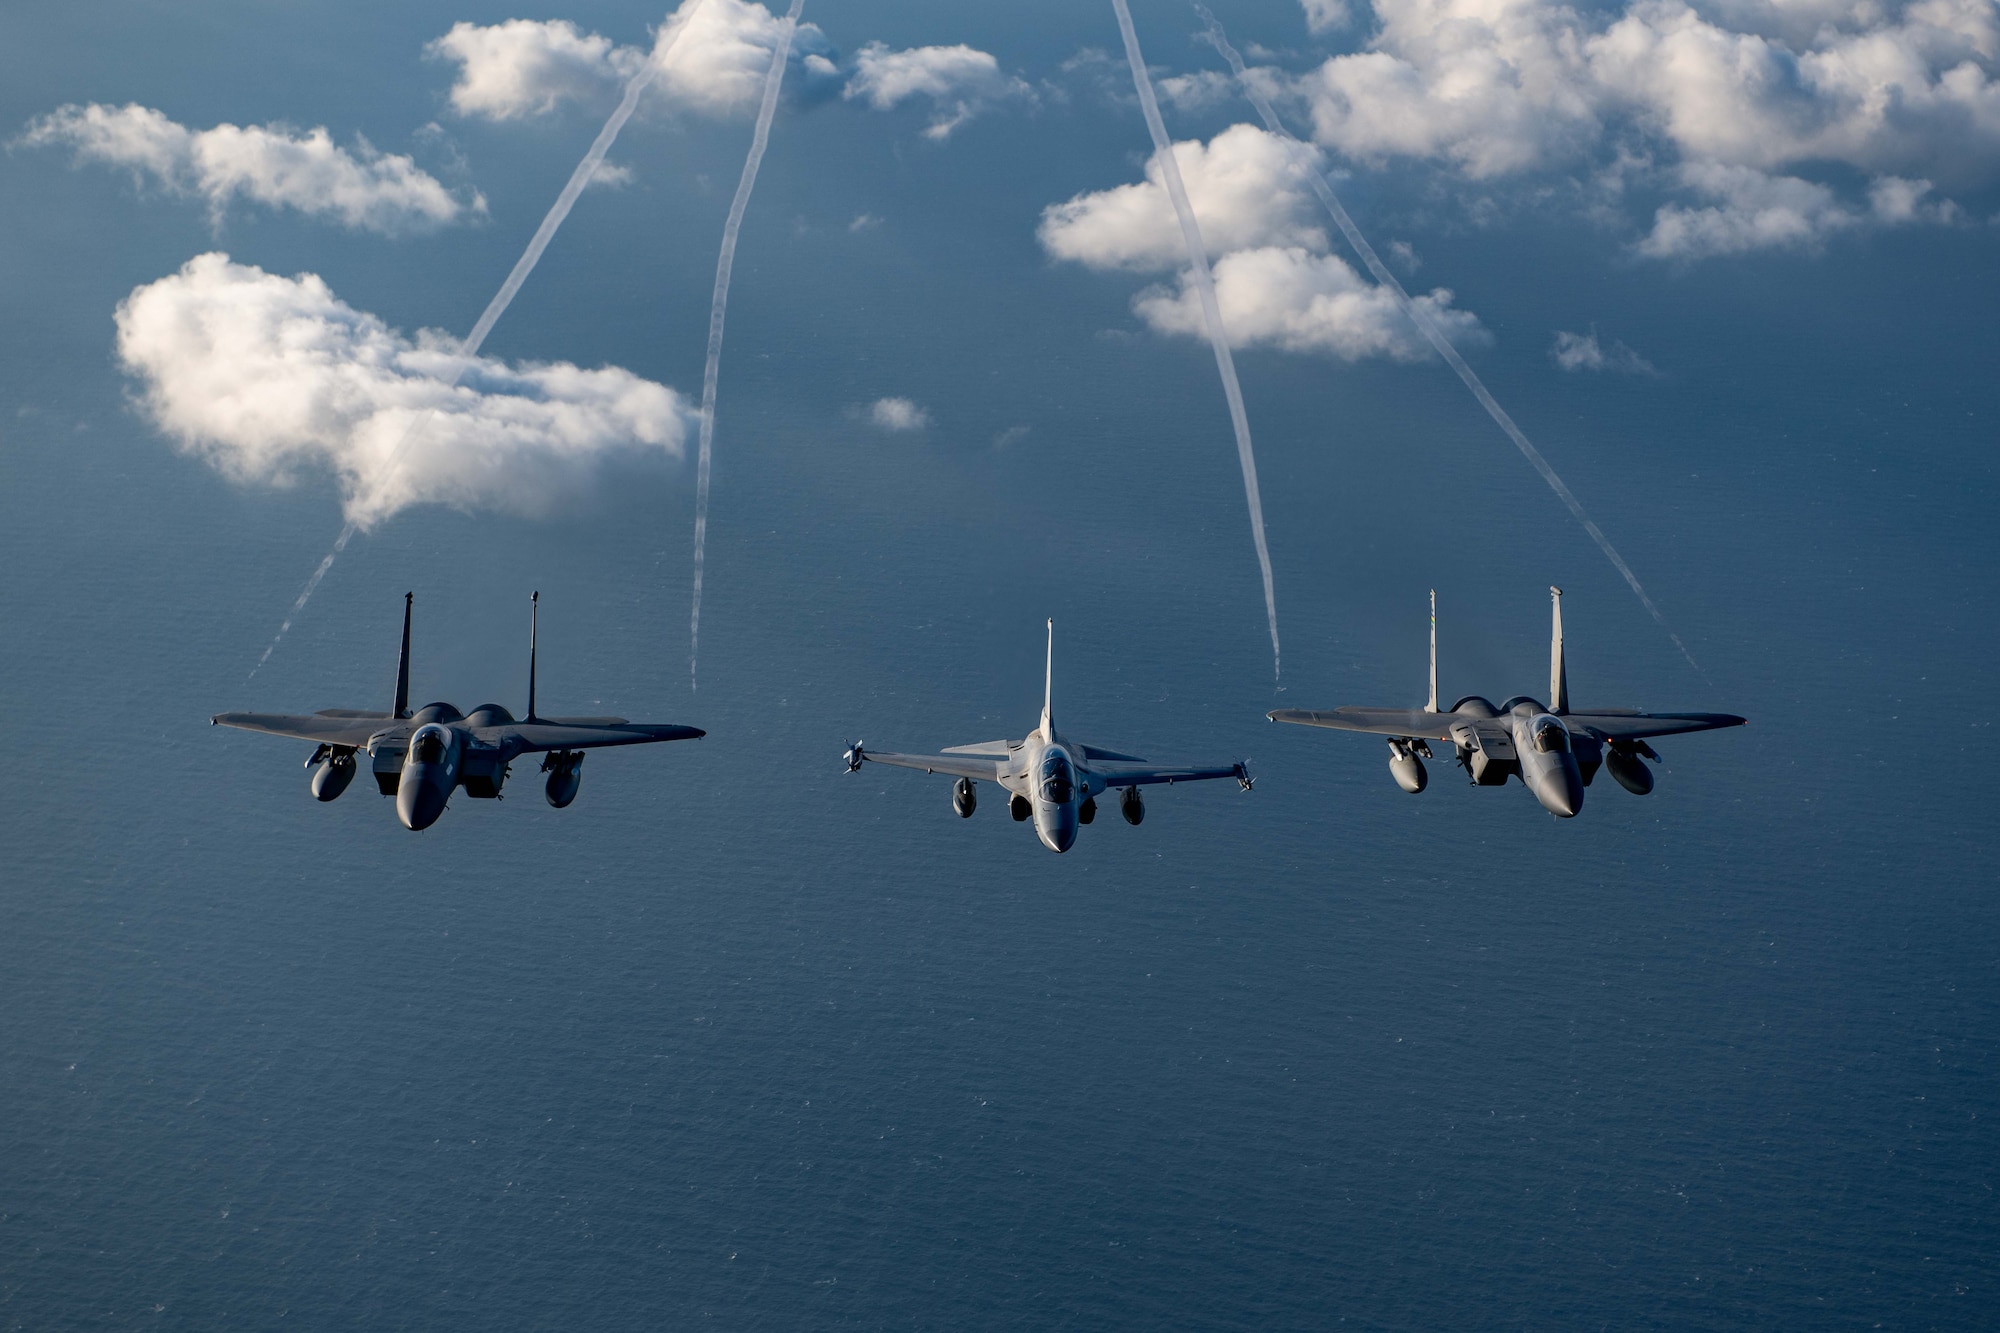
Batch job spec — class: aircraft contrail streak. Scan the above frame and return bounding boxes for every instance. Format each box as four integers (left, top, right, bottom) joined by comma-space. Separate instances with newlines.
1110, 0, 1281, 681
687, 0, 804, 692
1194, 5, 1698, 672
251, 3, 709, 679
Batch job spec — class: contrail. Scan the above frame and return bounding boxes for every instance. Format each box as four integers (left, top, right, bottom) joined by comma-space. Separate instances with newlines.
252, 2, 709, 678
687, 0, 803, 691
1110, 0, 1281, 680
1193, 5, 1698, 671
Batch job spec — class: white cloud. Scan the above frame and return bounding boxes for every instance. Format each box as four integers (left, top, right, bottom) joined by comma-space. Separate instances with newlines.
1551, 328, 1658, 373
1040, 124, 1485, 361
1273, 0, 1999, 255
1636, 161, 1957, 256
869, 397, 930, 431
425, 1, 834, 123
1037, 123, 1330, 270
845, 42, 1031, 139
1158, 69, 1235, 112
116, 254, 691, 528
20, 103, 478, 233
849, 212, 883, 230
654, 0, 834, 116
1135, 246, 1487, 361
427, 19, 637, 120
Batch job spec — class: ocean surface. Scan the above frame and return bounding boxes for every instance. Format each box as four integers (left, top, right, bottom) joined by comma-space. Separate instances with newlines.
2, 0, 1996, 1327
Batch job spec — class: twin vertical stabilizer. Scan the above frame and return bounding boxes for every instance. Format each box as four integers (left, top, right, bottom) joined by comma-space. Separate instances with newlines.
1427, 589, 1439, 713
1042, 618, 1055, 739
1550, 586, 1569, 714
527, 591, 541, 722
392, 592, 413, 719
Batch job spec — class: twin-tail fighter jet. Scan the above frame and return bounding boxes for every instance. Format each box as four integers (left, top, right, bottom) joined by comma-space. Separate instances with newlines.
1268, 588, 1744, 818
843, 620, 1253, 853
213, 593, 704, 830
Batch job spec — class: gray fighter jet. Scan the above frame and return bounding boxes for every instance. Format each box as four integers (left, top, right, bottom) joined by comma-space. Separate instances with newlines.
843, 621, 1252, 853
1268, 588, 1744, 817
212, 593, 703, 830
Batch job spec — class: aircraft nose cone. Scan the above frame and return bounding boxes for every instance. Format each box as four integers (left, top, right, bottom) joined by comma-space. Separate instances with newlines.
1544, 762, 1584, 819
397, 768, 449, 830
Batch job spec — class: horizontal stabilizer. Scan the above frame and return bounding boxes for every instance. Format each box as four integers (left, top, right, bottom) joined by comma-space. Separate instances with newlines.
941, 740, 1017, 755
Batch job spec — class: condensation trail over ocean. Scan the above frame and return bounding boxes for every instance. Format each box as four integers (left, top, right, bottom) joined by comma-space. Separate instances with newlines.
250, 2, 711, 678
687, 0, 804, 692
1110, 0, 1282, 681
1194, 5, 1699, 672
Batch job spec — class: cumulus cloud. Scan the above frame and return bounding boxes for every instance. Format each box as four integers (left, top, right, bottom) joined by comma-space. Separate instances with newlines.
1137, 246, 1487, 360
1636, 161, 1960, 256
1038, 123, 1330, 269
1275, 0, 1997, 255
116, 254, 691, 528
1040, 124, 1483, 360
427, 1, 834, 122
1551, 328, 1658, 373
19, 103, 478, 233
845, 41, 1032, 139
427, 19, 638, 119
869, 397, 930, 431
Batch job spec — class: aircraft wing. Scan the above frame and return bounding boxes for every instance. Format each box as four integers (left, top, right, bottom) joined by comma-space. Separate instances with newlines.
212, 712, 394, 747
499, 722, 705, 753
854, 748, 1009, 783
1562, 710, 1747, 740
1090, 760, 1248, 788
1267, 707, 1456, 739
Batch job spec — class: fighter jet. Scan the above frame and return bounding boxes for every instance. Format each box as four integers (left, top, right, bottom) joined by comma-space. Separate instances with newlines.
842, 620, 1252, 853
212, 593, 703, 830
1268, 588, 1744, 818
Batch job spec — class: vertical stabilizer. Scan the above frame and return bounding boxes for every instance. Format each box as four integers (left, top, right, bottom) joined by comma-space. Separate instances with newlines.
1549, 586, 1569, 714
527, 591, 540, 722
1427, 589, 1439, 713
1042, 618, 1055, 739
393, 592, 413, 719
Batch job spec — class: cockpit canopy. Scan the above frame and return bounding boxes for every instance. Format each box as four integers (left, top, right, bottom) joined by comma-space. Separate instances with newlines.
1529, 715, 1571, 754
1040, 752, 1075, 804
410, 725, 450, 765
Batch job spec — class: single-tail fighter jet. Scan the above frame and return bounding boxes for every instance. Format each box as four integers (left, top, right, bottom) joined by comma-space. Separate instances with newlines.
213, 593, 704, 830
1268, 588, 1744, 818
842, 620, 1252, 853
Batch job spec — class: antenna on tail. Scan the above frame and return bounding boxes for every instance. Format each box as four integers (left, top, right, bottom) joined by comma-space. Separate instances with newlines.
1550, 586, 1569, 714
1427, 589, 1439, 713
527, 591, 540, 722
393, 592, 413, 719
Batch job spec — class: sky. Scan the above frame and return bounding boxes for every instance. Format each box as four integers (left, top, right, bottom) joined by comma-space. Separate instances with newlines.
2, 0, 1997, 1327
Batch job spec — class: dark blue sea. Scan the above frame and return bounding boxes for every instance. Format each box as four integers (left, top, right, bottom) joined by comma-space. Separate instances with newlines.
3, 1, 1996, 1326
